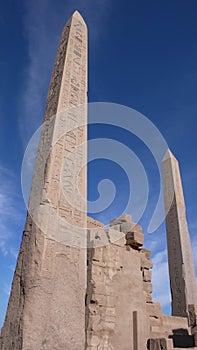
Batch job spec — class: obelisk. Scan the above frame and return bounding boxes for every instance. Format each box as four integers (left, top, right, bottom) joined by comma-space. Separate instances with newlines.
162, 149, 197, 317
0, 11, 87, 350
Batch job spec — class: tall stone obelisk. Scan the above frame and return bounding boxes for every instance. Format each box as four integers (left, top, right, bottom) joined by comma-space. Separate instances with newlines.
162, 149, 197, 317
0, 11, 87, 350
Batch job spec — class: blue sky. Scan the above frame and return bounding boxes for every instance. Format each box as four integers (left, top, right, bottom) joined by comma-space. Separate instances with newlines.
0, 0, 197, 326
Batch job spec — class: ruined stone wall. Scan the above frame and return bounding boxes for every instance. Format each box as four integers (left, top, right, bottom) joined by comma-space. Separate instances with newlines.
86, 216, 151, 350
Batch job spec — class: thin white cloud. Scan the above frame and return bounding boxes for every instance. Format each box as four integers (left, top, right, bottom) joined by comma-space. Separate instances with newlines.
152, 248, 171, 311
3, 283, 11, 297
0, 165, 24, 258
0, 167, 22, 221
152, 248, 167, 265
0, 240, 8, 257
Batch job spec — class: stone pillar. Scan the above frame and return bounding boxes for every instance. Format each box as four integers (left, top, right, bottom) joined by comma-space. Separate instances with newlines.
0, 11, 87, 350
162, 150, 197, 317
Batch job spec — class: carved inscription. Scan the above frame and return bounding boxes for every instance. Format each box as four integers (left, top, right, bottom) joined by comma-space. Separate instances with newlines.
40, 14, 87, 231
162, 151, 197, 317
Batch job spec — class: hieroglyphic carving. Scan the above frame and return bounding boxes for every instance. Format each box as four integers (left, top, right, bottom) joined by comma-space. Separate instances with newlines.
53, 16, 87, 228
37, 12, 88, 234
166, 201, 186, 316
0, 11, 88, 350
162, 150, 197, 317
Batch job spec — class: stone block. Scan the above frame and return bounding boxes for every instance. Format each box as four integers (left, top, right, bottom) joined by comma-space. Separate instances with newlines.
87, 216, 105, 228
143, 282, 153, 294
140, 248, 152, 259
113, 236, 126, 247
110, 214, 132, 226
107, 228, 124, 245
188, 304, 197, 327
144, 291, 152, 303
126, 231, 144, 247
162, 315, 189, 334
143, 269, 152, 282
146, 302, 162, 318
141, 256, 153, 269
92, 247, 103, 262
111, 224, 121, 231
133, 223, 143, 233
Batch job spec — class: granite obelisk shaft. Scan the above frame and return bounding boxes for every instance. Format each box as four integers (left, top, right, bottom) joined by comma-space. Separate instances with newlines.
162, 150, 197, 317
0, 11, 87, 350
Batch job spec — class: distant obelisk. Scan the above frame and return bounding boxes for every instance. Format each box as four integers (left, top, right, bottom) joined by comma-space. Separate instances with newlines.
162, 149, 197, 317
0, 11, 87, 349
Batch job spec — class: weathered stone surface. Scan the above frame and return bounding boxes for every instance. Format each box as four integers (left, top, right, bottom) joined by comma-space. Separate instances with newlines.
110, 214, 132, 226
141, 256, 153, 270
87, 216, 105, 229
143, 269, 152, 282
143, 281, 153, 294
188, 304, 197, 327
86, 227, 150, 350
0, 10, 87, 350
88, 227, 124, 248
162, 150, 197, 318
120, 222, 142, 234
162, 315, 190, 337
147, 338, 173, 350
140, 247, 152, 259
126, 231, 144, 247
144, 291, 153, 303
146, 302, 162, 318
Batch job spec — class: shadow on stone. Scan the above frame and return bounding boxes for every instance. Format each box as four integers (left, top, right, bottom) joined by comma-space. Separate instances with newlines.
169, 328, 195, 348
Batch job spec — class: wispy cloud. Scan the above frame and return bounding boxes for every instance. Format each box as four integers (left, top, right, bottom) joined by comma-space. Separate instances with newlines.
3, 283, 11, 297
0, 165, 24, 258
152, 248, 171, 312
0, 240, 8, 257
